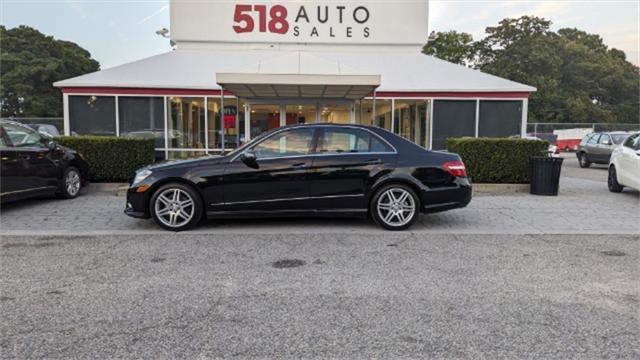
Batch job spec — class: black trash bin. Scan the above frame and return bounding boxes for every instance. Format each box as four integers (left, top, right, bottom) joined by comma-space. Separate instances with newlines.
529, 156, 564, 196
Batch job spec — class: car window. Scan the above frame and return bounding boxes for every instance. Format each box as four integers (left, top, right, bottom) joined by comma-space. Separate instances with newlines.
610, 134, 628, 145
2, 123, 43, 147
580, 134, 593, 145
635, 136, 640, 150
598, 134, 611, 145
587, 134, 600, 145
253, 128, 314, 159
0, 127, 7, 147
318, 128, 393, 154
623, 134, 637, 149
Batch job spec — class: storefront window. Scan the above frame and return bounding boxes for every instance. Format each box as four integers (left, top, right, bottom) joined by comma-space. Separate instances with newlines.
118, 97, 164, 148
69, 96, 115, 136
375, 99, 393, 130
432, 100, 476, 150
320, 103, 352, 124
207, 98, 222, 150
167, 97, 205, 149
250, 104, 280, 138
285, 104, 316, 125
167, 150, 208, 160
393, 100, 430, 148
355, 100, 370, 126
479, 100, 522, 137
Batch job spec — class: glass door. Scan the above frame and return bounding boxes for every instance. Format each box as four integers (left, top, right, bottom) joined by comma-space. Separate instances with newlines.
285, 103, 317, 125
247, 103, 281, 139
319, 101, 354, 124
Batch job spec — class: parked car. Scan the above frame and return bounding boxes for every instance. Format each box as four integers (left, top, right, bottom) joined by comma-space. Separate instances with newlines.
577, 132, 630, 168
26, 123, 61, 137
125, 124, 472, 231
0, 120, 89, 203
608, 132, 640, 192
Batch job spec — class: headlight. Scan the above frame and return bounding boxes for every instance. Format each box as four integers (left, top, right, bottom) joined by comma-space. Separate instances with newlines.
133, 169, 152, 185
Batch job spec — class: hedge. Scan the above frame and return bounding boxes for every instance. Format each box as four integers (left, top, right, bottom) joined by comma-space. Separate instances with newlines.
446, 137, 549, 184
56, 136, 155, 182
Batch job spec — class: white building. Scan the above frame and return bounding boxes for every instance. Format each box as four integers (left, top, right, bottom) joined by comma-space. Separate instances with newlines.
55, 0, 535, 160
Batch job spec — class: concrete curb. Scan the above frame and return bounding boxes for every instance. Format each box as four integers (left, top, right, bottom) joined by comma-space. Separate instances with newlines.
473, 183, 530, 194
86, 183, 129, 196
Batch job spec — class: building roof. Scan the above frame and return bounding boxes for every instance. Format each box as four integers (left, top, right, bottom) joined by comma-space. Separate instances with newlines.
54, 49, 536, 93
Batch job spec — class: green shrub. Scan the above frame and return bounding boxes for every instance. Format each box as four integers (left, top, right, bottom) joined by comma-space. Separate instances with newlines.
56, 136, 155, 182
446, 137, 549, 184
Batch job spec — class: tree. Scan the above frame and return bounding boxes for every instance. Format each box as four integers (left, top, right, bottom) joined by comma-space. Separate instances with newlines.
0, 25, 100, 117
425, 16, 640, 124
422, 31, 475, 66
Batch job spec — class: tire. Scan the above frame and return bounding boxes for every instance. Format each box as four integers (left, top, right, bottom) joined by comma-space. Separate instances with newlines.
370, 183, 420, 231
150, 182, 203, 231
608, 165, 624, 193
57, 166, 82, 199
578, 153, 591, 168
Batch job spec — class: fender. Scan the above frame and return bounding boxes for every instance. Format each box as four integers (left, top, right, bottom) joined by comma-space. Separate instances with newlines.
367, 170, 427, 204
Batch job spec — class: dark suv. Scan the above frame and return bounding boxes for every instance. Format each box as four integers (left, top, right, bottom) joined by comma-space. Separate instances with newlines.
576, 132, 630, 168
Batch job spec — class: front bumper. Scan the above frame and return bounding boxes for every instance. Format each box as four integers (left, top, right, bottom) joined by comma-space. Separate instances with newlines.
124, 186, 152, 219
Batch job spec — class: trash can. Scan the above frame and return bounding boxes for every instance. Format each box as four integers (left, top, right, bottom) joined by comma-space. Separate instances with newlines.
529, 156, 564, 196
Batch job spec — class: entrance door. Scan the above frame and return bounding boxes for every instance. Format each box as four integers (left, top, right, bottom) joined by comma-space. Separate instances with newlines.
285, 103, 317, 125
247, 104, 281, 139
319, 102, 354, 124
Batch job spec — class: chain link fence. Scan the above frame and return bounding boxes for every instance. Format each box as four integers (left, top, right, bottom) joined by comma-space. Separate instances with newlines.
527, 122, 640, 135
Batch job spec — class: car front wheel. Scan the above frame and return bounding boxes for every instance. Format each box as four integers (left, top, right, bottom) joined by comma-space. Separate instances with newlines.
58, 166, 82, 199
150, 183, 203, 231
578, 153, 591, 168
608, 166, 624, 193
371, 184, 419, 231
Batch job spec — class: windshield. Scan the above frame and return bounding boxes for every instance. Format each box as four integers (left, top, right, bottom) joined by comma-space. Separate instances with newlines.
611, 134, 628, 144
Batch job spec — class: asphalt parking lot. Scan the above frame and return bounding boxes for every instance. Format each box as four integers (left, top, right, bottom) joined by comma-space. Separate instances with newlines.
1, 154, 638, 358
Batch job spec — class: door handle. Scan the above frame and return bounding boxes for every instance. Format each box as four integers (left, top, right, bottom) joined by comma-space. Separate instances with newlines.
366, 158, 382, 164
290, 162, 307, 169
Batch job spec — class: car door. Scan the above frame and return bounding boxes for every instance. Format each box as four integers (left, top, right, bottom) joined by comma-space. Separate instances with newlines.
219, 127, 316, 212
1, 122, 58, 197
595, 134, 613, 163
584, 133, 600, 161
619, 134, 640, 189
306, 126, 396, 211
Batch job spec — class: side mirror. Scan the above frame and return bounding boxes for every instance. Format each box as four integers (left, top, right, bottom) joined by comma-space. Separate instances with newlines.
240, 150, 258, 169
47, 140, 57, 151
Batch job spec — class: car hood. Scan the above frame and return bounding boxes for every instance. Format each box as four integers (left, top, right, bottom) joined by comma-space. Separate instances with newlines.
143, 155, 226, 172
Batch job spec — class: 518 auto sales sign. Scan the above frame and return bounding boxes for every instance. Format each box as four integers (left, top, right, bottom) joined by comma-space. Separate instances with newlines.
170, 0, 428, 45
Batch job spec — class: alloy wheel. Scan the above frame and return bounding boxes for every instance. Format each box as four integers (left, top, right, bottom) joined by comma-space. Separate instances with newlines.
65, 169, 81, 196
153, 188, 195, 228
376, 188, 416, 227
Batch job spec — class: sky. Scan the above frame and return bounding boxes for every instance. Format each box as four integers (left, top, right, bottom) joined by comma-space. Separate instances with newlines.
1, 0, 638, 69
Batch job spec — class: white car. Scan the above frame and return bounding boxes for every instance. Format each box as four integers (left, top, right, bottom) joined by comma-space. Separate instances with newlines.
608, 132, 640, 192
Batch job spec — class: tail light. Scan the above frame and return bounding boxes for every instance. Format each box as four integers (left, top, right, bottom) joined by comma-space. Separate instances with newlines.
443, 161, 467, 177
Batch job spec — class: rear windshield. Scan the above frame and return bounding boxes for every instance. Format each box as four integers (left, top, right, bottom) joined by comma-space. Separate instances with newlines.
611, 134, 628, 144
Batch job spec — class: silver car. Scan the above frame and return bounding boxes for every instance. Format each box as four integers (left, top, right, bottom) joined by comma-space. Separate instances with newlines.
577, 132, 630, 168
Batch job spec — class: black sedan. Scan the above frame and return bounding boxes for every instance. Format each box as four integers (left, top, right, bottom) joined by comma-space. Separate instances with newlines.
125, 124, 472, 231
1, 120, 88, 203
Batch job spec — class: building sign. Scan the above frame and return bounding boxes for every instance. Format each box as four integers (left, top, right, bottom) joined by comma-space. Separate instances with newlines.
170, 0, 428, 46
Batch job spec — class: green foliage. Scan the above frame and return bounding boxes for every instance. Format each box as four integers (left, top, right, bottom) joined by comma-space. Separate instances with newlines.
0, 25, 100, 117
422, 31, 475, 66
446, 137, 549, 184
56, 136, 155, 182
423, 16, 640, 124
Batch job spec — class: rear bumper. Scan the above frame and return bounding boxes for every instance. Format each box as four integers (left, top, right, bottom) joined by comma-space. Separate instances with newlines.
420, 178, 472, 214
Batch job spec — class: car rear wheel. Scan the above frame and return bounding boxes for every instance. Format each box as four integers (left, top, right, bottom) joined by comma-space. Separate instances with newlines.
57, 166, 82, 199
578, 153, 591, 168
608, 166, 624, 193
370, 184, 419, 231
150, 182, 203, 231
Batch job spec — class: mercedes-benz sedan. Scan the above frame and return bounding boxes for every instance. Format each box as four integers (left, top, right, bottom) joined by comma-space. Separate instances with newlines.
125, 124, 472, 231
